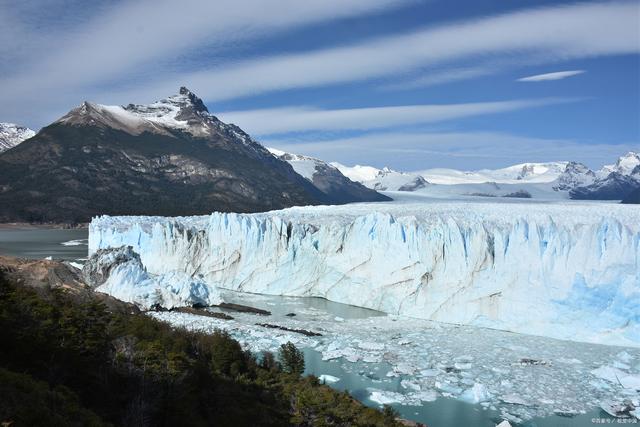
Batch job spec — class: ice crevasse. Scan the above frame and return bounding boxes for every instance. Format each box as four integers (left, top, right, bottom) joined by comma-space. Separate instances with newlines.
88, 201, 640, 346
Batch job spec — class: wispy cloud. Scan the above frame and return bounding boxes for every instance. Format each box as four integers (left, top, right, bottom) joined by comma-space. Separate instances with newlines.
517, 70, 586, 82
265, 131, 639, 171
219, 97, 580, 135
0, 0, 413, 124
129, 1, 639, 104
380, 66, 496, 90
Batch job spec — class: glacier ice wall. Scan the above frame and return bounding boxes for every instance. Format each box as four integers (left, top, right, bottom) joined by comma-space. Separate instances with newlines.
89, 201, 640, 346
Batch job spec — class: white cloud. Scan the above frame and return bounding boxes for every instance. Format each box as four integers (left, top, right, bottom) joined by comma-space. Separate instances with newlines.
380, 66, 496, 90
265, 131, 639, 171
219, 98, 579, 135
127, 1, 639, 103
0, 0, 412, 123
517, 70, 586, 82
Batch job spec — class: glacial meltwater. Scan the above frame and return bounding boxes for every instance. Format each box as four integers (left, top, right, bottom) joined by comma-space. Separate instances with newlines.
1, 227, 635, 426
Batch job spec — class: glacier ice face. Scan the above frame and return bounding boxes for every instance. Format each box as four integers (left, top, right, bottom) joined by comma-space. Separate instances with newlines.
83, 245, 221, 310
89, 198, 640, 346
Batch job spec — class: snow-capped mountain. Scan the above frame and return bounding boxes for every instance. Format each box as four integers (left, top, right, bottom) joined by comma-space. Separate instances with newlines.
552, 162, 596, 191
330, 162, 382, 182
599, 151, 640, 178
0, 123, 35, 152
334, 154, 640, 201
332, 163, 429, 192
268, 148, 390, 203
0, 87, 386, 223
571, 152, 640, 200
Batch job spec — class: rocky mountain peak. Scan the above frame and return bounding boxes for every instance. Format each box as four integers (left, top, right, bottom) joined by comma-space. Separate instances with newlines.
553, 161, 595, 191
177, 86, 208, 113
615, 152, 640, 173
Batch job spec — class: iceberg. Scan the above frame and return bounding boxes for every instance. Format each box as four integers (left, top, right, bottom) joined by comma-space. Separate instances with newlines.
88, 199, 640, 346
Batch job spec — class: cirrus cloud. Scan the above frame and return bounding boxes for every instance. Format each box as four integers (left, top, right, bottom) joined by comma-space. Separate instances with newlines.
517, 70, 586, 82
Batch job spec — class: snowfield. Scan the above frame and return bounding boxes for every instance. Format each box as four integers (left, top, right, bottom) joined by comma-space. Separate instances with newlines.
89, 195, 640, 347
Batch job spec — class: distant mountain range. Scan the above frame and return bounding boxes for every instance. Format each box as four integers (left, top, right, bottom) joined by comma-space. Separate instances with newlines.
0, 88, 387, 223
3, 89, 638, 222
333, 153, 640, 202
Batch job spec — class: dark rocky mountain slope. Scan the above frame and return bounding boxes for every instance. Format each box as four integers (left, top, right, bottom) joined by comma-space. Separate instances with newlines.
268, 148, 391, 204
0, 88, 386, 223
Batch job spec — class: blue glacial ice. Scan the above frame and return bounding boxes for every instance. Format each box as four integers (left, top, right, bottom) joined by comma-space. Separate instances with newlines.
88, 199, 640, 346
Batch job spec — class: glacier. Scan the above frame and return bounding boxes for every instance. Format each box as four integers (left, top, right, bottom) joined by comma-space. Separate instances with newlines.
88, 196, 640, 346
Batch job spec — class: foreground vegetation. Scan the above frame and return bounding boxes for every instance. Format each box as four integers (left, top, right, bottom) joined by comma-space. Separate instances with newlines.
0, 268, 402, 426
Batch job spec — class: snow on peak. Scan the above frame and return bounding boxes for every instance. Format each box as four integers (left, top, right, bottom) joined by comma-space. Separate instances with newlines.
553, 162, 596, 191
268, 147, 337, 180
0, 122, 36, 152
54, 88, 263, 144
603, 152, 640, 177
475, 162, 569, 184
330, 162, 382, 182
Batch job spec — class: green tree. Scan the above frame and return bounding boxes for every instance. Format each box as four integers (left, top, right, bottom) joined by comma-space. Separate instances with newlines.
382, 404, 399, 422
278, 341, 305, 376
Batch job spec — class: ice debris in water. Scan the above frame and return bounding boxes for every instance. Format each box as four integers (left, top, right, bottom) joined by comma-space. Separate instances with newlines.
318, 374, 340, 384
146, 291, 640, 422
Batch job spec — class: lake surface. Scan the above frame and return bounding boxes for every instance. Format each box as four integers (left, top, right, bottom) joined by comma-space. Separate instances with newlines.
0, 228, 88, 260
0, 227, 628, 427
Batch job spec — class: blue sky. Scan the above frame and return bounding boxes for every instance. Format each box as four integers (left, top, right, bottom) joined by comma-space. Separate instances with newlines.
1, 0, 638, 170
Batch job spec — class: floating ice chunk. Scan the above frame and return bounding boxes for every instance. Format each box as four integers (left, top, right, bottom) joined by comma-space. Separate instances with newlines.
618, 351, 635, 363
362, 354, 382, 363
557, 357, 582, 365
454, 362, 473, 370
61, 239, 88, 246
500, 394, 531, 406
368, 389, 405, 405
390, 362, 418, 375
318, 374, 340, 384
613, 360, 631, 370
620, 374, 640, 390
591, 365, 628, 384
358, 341, 385, 351
496, 421, 512, 427
460, 383, 492, 404
435, 381, 463, 396
45, 256, 52, 260
419, 368, 440, 377
400, 379, 421, 391
412, 389, 438, 402
334, 316, 344, 322
500, 411, 523, 424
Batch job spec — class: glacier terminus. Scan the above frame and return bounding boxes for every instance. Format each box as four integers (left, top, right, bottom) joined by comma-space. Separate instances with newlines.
88, 194, 640, 348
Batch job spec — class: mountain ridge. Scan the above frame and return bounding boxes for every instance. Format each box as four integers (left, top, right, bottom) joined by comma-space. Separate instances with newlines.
330, 152, 640, 201
0, 88, 388, 223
